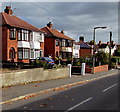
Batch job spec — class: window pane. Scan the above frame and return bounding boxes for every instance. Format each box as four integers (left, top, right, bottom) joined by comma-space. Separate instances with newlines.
18, 51, 22, 59
18, 30, 21, 40
30, 49, 34, 59
10, 30, 14, 38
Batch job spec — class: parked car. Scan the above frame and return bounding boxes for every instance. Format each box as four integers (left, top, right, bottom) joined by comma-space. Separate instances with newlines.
36, 57, 55, 68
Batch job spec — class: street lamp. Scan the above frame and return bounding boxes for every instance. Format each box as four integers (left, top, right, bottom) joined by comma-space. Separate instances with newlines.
109, 31, 112, 69
92, 26, 107, 73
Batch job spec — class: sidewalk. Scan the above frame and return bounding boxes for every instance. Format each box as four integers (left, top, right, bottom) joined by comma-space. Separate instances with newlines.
2, 69, 118, 104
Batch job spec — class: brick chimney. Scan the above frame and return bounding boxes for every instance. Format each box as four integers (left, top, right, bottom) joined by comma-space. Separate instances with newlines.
98, 41, 102, 46
107, 42, 110, 45
79, 36, 84, 42
4, 6, 13, 15
61, 30, 64, 34
47, 22, 53, 29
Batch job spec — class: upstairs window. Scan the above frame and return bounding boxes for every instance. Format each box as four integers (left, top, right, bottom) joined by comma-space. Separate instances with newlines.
10, 28, 16, 39
62, 39, 66, 47
18, 30, 22, 40
56, 39, 59, 46
67, 40, 72, 47
18, 29, 29, 41
22, 30, 29, 41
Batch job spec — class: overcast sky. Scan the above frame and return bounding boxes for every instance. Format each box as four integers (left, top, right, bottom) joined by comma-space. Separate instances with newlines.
1, 1, 118, 43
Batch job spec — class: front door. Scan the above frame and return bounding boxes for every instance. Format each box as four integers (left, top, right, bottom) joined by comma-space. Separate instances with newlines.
9, 47, 15, 62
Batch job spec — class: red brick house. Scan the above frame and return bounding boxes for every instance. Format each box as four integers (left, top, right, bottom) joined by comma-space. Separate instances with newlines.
41, 22, 74, 61
0, 6, 44, 65
77, 37, 93, 58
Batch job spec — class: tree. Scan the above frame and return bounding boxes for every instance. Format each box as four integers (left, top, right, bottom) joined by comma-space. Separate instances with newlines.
95, 51, 109, 65
89, 40, 95, 45
114, 46, 120, 56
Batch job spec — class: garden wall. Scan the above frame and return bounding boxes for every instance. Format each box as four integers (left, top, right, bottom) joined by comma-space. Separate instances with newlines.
1, 67, 69, 87
85, 65, 108, 74
93, 65, 108, 73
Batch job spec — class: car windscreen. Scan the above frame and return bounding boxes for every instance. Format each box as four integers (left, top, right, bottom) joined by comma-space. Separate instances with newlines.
44, 57, 53, 61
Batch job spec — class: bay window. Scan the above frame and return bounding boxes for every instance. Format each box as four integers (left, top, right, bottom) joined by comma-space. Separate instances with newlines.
18, 48, 29, 59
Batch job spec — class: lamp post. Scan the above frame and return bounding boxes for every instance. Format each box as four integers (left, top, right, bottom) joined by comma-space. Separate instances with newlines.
109, 31, 112, 69
92, 26, 107, 73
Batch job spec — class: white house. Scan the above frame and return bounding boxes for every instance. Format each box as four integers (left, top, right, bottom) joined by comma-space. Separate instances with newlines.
98, 43, 117, 55
30, 32, 44, 59
73, 42, 80, 58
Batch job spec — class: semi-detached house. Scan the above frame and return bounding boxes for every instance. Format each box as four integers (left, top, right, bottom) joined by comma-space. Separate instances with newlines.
41, 22, 74, 61
0, 6, 44, 65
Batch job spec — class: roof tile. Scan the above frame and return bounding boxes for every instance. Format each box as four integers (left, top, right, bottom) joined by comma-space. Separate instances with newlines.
1, 12, 44, 32
41, 26, 74, 40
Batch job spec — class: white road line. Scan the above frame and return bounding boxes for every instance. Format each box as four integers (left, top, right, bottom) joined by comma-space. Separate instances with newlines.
102, 83, 117, 92
66, 97, 93, 112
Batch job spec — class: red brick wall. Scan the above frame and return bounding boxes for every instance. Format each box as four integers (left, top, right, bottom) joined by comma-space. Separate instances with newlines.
44, 37, 55, 58
40, 42, 44, 57
93, 65, 108, 73
85, 67, 92, 73
55, 45, 60, 57
2, 26, 8, 61
7, 28, 18, 62
0, 27, 2, 61
80, 49, 92, 58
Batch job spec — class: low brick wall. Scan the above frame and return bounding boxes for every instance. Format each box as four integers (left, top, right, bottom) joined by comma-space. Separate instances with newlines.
93, 65, 108, 73
85, 67, 92, 73
1, 67, 69, 87
85, 65, 108, 74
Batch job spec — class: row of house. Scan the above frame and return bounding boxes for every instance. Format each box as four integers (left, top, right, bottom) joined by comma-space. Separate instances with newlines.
0, 6, 118, 66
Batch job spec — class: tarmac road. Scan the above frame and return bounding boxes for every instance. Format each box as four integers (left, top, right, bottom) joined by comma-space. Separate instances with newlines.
11, 73, 119, 111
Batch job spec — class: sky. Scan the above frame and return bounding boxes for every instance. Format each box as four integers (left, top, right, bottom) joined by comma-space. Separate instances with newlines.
1, 1, 119, 44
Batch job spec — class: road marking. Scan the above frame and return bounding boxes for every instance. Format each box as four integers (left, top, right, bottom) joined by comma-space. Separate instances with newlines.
102, 83, 117, 92
66, 97, 93, 111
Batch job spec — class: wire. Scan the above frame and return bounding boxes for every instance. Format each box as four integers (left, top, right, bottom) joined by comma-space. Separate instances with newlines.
27, 2, 90, 29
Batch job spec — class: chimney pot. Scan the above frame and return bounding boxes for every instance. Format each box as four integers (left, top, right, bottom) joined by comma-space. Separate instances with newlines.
47, 22, 53, 29
98, 41, 102, 45
4, 6, 13, 15
61, 30, 64, 34
79, 36, 84, 42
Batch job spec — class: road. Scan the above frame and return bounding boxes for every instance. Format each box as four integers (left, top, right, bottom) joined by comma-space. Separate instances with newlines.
8, 74, 118, 111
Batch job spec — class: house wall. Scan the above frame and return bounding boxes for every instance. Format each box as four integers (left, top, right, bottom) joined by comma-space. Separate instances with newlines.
7, 28, 18, 62
55, 45, 60, 57
2, 26, 18, 62
99, 46, 116, 55
73, 44, 80, 58
80, 48, 92, 58
40, 42, 44, 57
2, 26, 7, 61
44, 37, 55, 58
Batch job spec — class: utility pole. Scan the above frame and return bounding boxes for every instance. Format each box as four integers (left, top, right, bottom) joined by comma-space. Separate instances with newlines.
109, 31, 112, 70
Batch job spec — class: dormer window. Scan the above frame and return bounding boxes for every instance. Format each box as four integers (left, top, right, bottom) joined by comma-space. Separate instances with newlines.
10, 28, 16, 40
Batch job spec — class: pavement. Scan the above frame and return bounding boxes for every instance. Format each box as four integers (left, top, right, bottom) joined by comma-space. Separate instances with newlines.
1, 69, 119, 105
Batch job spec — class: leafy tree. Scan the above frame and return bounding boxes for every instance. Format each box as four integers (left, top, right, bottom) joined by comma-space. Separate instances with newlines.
95, 51, 109, 65
89, 40, 95, 45
114, 46, 120, 56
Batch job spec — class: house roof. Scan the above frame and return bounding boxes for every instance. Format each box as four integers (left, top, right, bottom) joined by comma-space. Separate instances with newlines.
0, 12, 44, 33
41, 26, 74, 41
99, 43, 116, 49
77, 41, 92, 49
